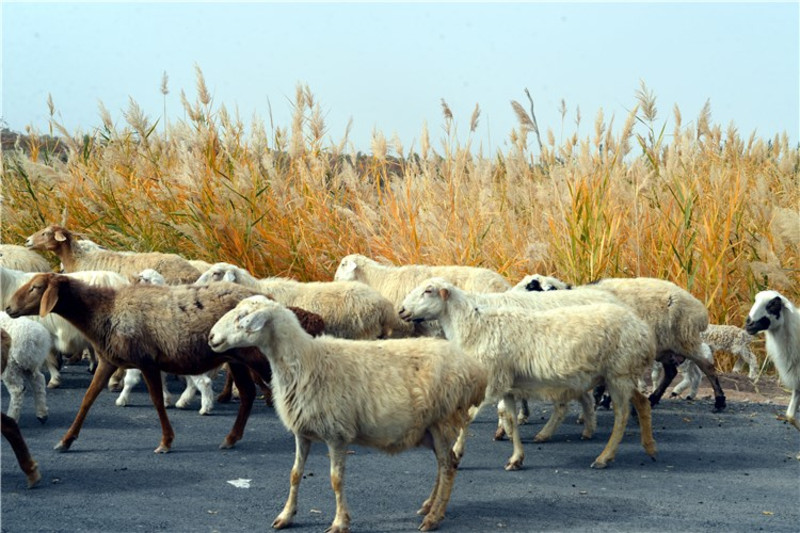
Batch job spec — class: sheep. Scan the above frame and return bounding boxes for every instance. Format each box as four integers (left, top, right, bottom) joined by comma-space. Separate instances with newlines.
512, 273, 573, 292
114, 268, 218, 415
0, 312, 51, 423
208, 295, 487, 532
0, 244, 52, 273
448, 286, 624, 442
5, 273, 323, 453
188, 259, 213, 274
1, 327, 42, 488
518, 275, 726, 412
26, 225, 201, 284
745, 291, 800, 438
701, 324, 759, 379
1, 265, 130, 388
196, 261, 413, 339
650, 342, 713, 400
399, 278, 657, 470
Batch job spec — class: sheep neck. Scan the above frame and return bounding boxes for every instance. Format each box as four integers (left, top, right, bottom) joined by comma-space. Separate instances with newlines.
50, 278, 114, 347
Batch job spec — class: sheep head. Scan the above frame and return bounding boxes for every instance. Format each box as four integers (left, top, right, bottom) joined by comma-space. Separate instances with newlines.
5, 272, 61, 318
208, 295, 277, 352
746, 290, 789, 335
26, 225, 72, 252
398, 277, 452, 323
136, 269, 166, 285
513, 274, 571, 292
333, 255, 361, 282
195, 262, 241, 285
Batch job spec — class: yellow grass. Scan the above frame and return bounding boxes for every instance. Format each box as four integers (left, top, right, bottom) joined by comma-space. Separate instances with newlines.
2, 75, 798, 374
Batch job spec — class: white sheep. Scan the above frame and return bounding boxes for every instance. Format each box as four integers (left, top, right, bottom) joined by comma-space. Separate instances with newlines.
26, 225, 201, 284
746, 291, 800, 440
701, 324, 759, 379
449, 286, 624, 442
196, 262, 412, 339
0, 244, 51, 273
208, 295, 487, 532
399, 277, 657, 471
0, 312, 51, 422
518, 275, 726, 412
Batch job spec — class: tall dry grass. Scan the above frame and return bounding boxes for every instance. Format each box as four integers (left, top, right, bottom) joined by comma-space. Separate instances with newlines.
2, 73, 798, 372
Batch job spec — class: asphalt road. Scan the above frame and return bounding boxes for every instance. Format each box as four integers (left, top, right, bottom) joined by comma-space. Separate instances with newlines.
2, 362, 799, 533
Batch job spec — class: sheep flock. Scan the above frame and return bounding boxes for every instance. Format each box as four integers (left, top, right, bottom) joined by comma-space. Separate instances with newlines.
1, 224, 798, 530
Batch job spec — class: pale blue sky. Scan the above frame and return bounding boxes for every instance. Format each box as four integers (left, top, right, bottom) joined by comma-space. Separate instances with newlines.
2, 1, 798, 154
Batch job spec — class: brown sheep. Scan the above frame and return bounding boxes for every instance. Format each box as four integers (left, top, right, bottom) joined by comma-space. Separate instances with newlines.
5, 273, 323, 453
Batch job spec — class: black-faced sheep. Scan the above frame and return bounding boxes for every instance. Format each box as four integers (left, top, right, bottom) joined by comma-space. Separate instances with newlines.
1, 327, 42, 488
208, 295, 487, 532
399, 278, 657, 471
746, 290, 800, 438
5, 273, 323, 453
26, 225, 201, 284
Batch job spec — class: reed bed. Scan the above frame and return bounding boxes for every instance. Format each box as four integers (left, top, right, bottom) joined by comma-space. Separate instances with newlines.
1, 74, 798, 373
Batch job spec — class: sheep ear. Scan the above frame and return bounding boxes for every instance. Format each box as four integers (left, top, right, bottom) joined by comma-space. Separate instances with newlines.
54, 230, 67, 242
40, 281, 59, 317
238, 311, 269, 333
223, 271, 237, 283
438, 288, 450, 301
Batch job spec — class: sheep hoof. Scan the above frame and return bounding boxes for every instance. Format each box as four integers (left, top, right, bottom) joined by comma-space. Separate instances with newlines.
37, 415, 48, 424
219, 438, 237, 450
580, 432, 593, 440
115, 398, 128, 407
712, 396, 726, 412
54, 440, 73, 452
417, 500, 433, 516
26, 464, 41, 489
590, 459, 608, 469
153, 445, 170, 454
46, 382, 60, 389
504, 459, 523, 471
533, 434, 550, 443
648, 393, 661, 407
669, 392, 679, 398
419, 516, 441, 531
324, 524, 350, 533
272, 516, 292, 530
493, 428, 506, 441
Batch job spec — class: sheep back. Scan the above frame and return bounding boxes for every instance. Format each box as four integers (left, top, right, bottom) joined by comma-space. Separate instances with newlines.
0, 245, 51, 273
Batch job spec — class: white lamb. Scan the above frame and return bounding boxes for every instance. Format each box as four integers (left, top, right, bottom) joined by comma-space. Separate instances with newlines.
208, 295, 487, 532
0, 312, 51, 422
702, 324, 759, 379
650, 342, 713, 400
196, 262, 412, 339
399, 277, 657, 471
746, 291, 800, 441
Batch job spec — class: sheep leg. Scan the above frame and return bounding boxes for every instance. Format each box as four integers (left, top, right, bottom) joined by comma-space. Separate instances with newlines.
3, 367, 25, 421
1, 413, 41, 488
502, 394, 524, 470
649, 359, 678, 406
56, 358, 118, 451
28, 367, 49, 423
453, 403, 481, 463
138, 365, 175, 453
738, 347, 759, 380
44, 349, 62, 388
591, 388, 631, 469
194, 374, 215, 415
687, 352, 726, 411
326, 442, 352, 533
176, 377, 198, 410
533, 401, 569, 443
419, 425, 459, 532
578, 390, 597, 440
216, 364, 234, 403
273, 434, 311, 529
107, 367, 126, 392
631, 389, 657, 459
493, 400, 509, 440
518, 398, 530, 424
219, 362, 257, 449
115, 368, 142, 407
777, 389, 800, 431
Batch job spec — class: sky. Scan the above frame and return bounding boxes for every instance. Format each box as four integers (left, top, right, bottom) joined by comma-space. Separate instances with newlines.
2, 1, 799, 155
